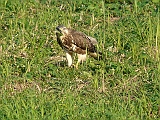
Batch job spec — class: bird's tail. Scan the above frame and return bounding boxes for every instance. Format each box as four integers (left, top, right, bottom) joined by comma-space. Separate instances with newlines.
89, 51, 103, 60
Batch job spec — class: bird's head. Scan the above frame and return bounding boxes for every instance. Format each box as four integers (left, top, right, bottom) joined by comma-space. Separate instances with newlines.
56, 25, 69, 35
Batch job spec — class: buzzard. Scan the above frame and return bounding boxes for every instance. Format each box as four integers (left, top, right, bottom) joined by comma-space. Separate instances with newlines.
56, 25, 101, 68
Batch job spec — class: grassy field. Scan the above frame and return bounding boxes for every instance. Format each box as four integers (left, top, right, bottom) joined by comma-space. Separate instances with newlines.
0, 0, 160, 119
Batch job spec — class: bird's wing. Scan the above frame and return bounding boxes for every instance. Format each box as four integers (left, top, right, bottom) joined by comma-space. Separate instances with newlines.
70, 30, 97, 53
86, 36, 98, 45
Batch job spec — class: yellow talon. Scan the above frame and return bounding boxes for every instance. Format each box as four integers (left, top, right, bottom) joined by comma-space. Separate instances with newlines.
75, 62, 79, 69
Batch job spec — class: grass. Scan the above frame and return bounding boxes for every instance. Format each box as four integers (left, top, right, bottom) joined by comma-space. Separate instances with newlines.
0, 0, 160, 119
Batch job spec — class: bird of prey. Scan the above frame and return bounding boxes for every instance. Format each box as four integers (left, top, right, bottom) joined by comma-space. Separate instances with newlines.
56, 25, 101, 68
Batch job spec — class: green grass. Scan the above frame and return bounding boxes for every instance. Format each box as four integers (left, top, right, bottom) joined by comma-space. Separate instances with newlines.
0, 0, 160, 119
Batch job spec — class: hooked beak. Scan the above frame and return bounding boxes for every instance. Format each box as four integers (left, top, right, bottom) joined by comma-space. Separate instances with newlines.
56, 25, 65, 32
56, 26, 61, 32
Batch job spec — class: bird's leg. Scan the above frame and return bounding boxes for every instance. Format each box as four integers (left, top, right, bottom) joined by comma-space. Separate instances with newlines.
76, 54, 87, 69
75, 58, 81, 69
66, 52, 73, 67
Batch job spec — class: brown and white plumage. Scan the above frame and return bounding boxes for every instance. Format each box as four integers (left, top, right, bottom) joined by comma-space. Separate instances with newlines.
56, 25, 101, 68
